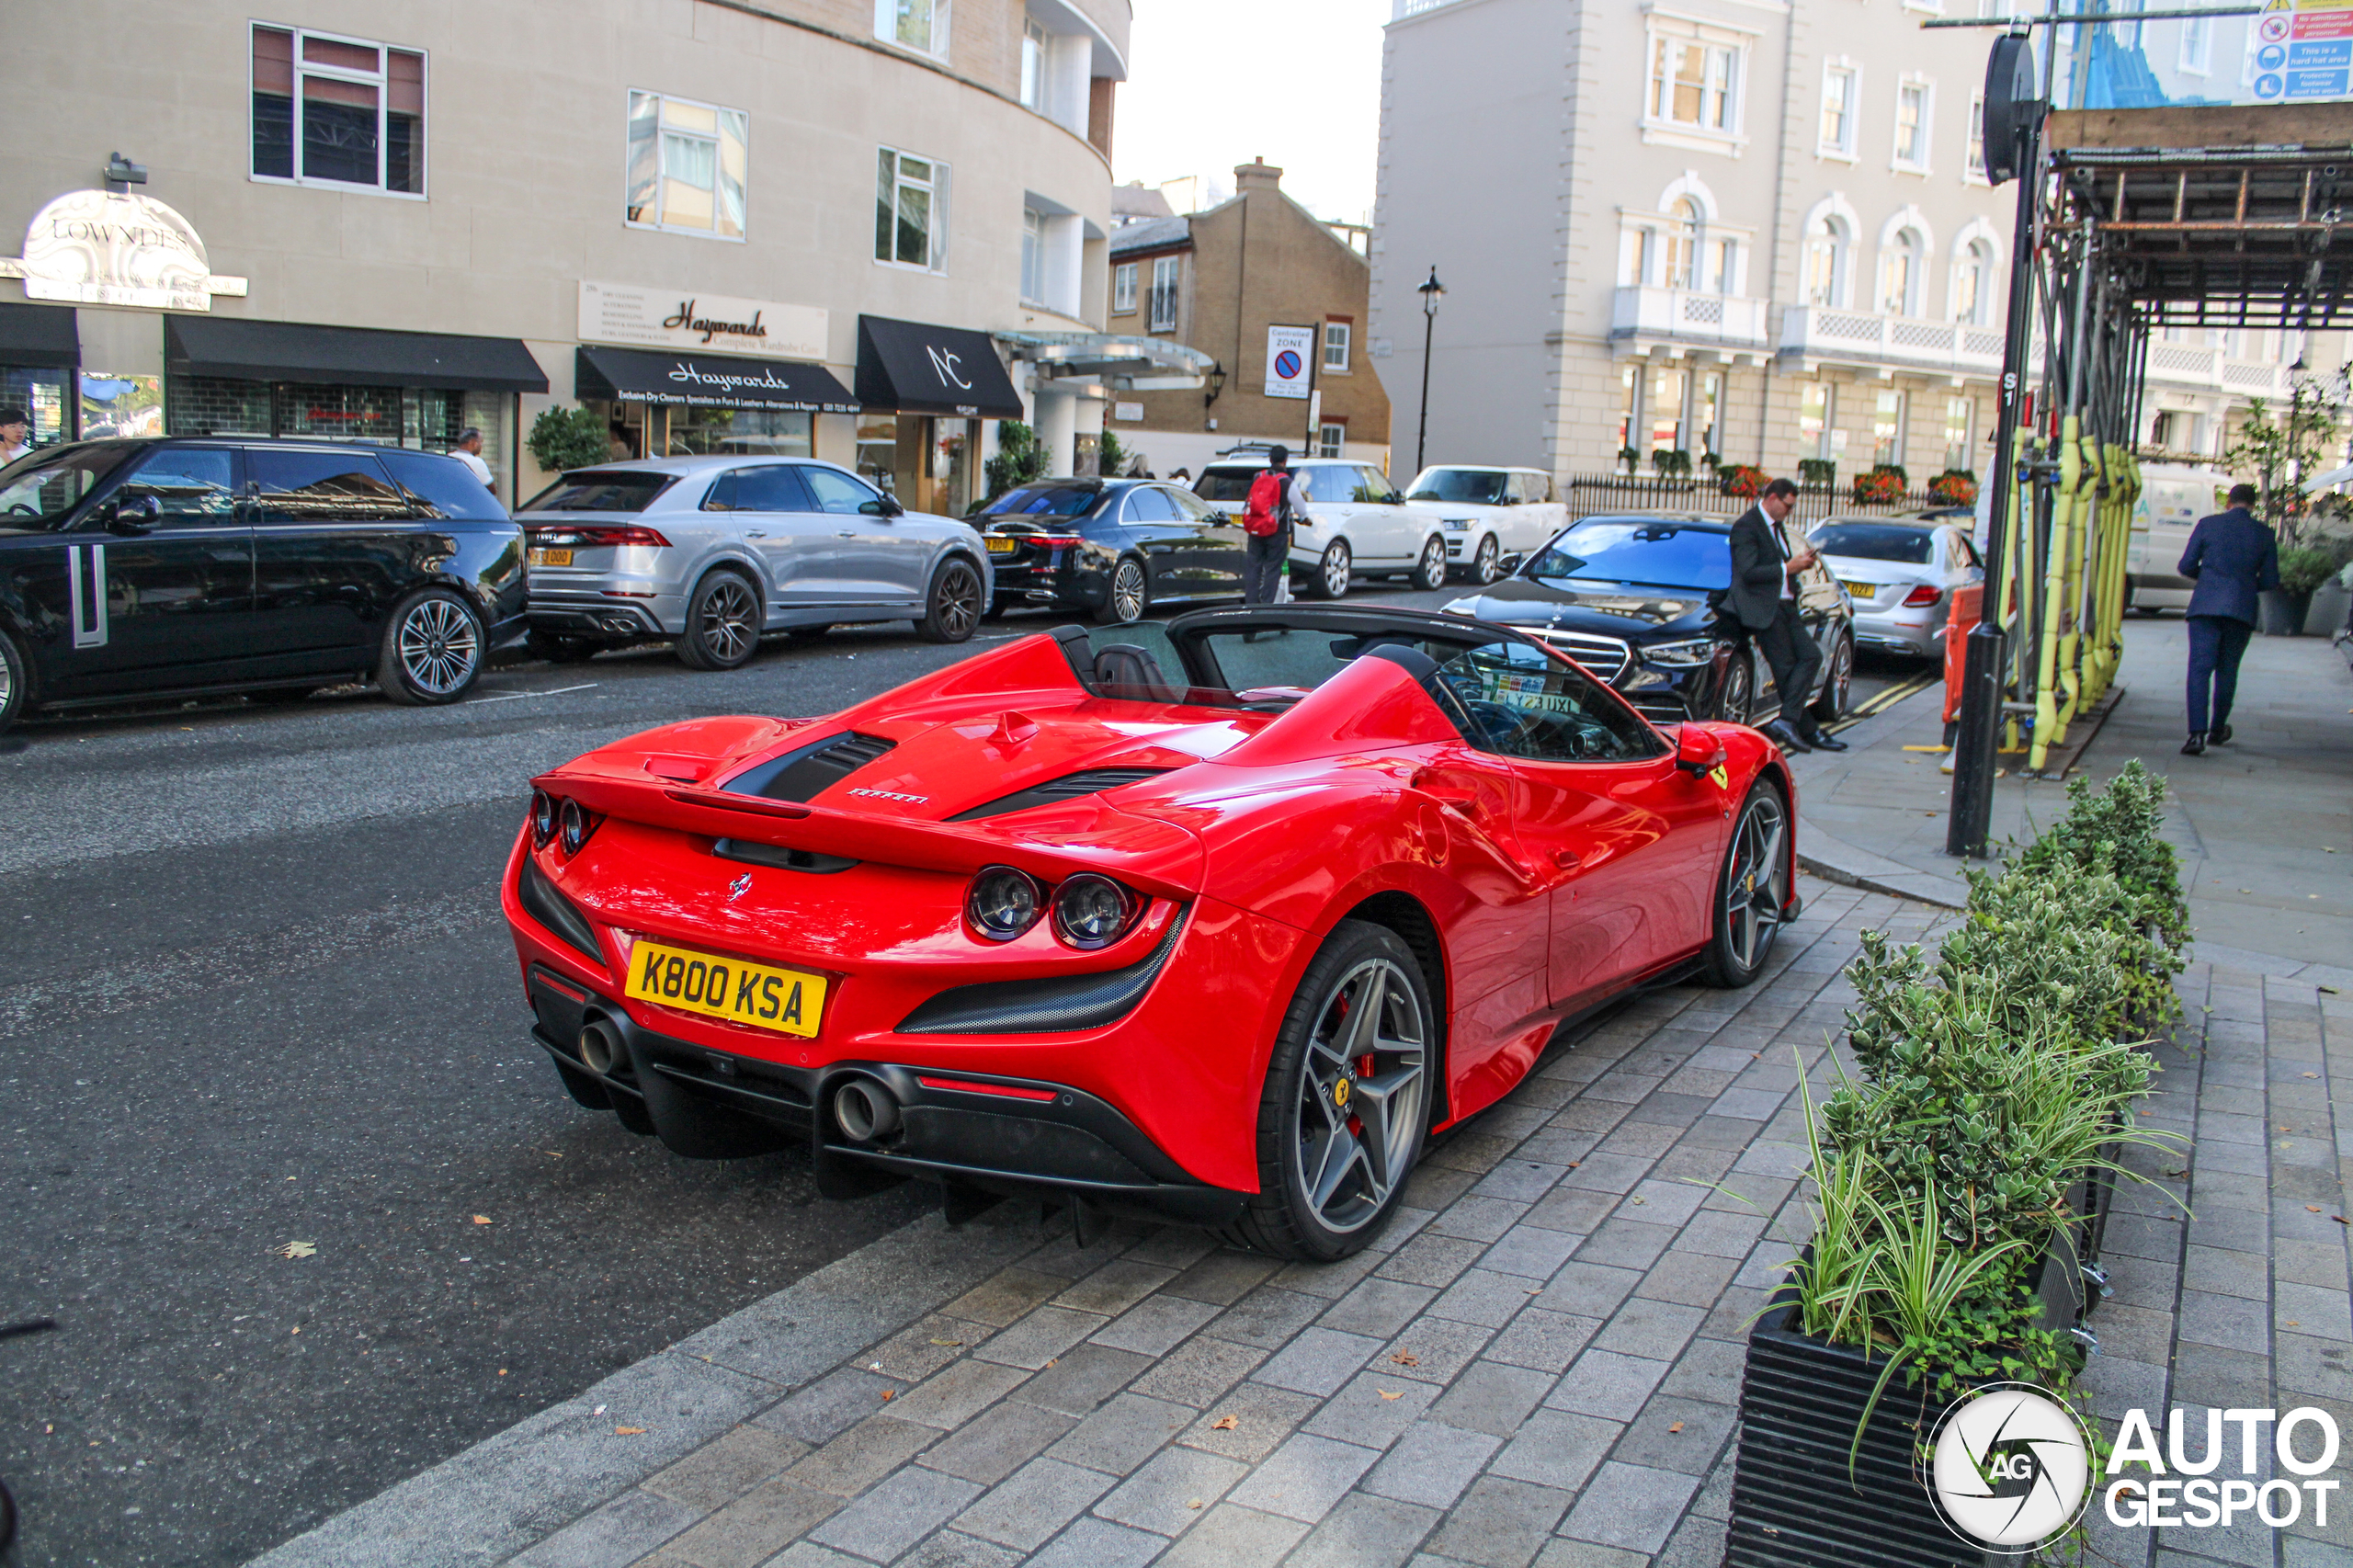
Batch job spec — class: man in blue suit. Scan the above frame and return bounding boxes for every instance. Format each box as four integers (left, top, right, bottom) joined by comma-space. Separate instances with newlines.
2177, 482, 2280, 756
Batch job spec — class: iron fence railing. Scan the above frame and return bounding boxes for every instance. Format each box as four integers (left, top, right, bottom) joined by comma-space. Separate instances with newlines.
1560, 474, 1955, 524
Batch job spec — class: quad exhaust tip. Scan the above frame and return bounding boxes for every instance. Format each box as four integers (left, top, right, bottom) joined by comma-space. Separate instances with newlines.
579, 1019, 625, 1076
833, 1078, 902, 1142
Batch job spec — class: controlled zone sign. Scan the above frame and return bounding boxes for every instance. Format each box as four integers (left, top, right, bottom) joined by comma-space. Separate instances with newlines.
1266, 324, 1314, 399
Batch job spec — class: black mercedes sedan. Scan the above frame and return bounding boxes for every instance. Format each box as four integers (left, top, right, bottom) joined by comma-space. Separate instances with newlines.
975, 477, 1248, 623
0, 437, 525, 734
1440, 514, 1854, 726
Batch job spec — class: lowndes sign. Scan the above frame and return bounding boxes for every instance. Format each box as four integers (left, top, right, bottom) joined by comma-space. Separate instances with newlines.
0, 190, 247, 312
578, 280, 827, 362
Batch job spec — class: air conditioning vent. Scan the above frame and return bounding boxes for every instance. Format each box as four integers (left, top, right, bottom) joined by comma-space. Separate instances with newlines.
949, 767, 1173, 823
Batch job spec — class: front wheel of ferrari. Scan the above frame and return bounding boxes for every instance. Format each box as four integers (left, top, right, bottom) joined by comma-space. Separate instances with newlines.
1222, 920, 1432, 1261
1701, 779, 1790, 989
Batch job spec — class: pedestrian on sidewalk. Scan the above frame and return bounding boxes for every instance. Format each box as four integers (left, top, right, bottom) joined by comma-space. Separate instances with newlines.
1727, 477, 1847, 755
0, 408, 29, 466
1241, 445, 1301, 606
2177, 481, 2279, 756
450, 426, 496, 498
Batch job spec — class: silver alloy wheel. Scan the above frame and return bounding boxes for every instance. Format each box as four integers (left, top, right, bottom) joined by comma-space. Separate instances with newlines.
397, 597, 481, 696
1818, 632, 1853, 718
1473, 534, 1501, 584
1289, 956, 1427, 1234
1414, 536, 1446, 590
697, 576, 757, 665
1722, 789, 1790, 973
1109, 559, 1147, 621
1719, 652, 1753, 722
932, 562, 983, 638
1321, 541, 1351, 597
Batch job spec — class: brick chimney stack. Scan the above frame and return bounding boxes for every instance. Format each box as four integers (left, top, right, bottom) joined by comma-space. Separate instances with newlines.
1233, 158, 1283, 194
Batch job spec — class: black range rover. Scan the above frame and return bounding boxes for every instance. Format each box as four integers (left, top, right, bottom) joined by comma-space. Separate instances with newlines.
0, 437, 524, 733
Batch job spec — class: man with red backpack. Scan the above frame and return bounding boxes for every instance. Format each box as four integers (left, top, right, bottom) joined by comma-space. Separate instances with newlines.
1242, 445, 1302, 605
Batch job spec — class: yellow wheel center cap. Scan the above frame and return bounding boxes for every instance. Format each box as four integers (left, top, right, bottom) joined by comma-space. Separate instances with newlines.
1334, 1078, 1352, 1108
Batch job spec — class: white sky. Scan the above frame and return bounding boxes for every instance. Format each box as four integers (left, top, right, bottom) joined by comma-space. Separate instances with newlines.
1115, 0, 1392, 226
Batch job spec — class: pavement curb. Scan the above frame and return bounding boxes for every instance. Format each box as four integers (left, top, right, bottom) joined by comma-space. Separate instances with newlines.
243, 1209, 1041, 1568
1790, 669, 1972, 910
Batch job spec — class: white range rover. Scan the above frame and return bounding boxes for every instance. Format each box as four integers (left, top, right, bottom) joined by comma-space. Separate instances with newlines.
1191, 455, 1449, 598
1401, 465, 1569, 585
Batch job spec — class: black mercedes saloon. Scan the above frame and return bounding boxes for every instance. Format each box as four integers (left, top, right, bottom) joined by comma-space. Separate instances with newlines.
0, 437, 525, 734
1441, 514, 1855, 726
974, 477, 1248, 623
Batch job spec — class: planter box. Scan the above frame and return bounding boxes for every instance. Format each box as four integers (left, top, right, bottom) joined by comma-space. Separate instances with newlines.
1726, 1243, 2086, 1568
2258, 588, 2313, 635
2306, 580, 2350, 638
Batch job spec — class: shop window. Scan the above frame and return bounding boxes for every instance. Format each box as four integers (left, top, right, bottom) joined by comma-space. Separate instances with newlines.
662, 406, 813, 458
627, 91, 748, 240
1, 369, 73, 451
278, 383, 403, 444
1113, 263, 1137, 315
876, 147, 949, 271
251, 24, 425, 196
79, 374, 162, 439
1148, 256, 1178, 332
877, 0, 950, 58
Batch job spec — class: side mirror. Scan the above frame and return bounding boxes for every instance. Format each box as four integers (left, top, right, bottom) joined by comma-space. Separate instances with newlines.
103, 494, 162, 535
859, 495, 904, 518
1498, 553, 1524, 575
1674, 724, 1728, 777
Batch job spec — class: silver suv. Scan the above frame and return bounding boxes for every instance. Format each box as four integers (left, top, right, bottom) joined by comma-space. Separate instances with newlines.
520, 456, 993, 668
1191, 457, 1447, 597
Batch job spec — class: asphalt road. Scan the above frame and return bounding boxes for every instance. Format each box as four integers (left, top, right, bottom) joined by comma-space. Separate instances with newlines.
0, 583, 1910, 1568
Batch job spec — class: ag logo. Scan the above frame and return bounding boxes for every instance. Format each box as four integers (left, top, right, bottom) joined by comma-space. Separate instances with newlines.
1924, 1383, 2093, 1552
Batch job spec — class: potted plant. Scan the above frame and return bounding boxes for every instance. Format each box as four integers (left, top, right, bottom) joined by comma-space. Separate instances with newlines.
1927, 470, 1977, 506
2305, 547, 2353, 637
2262, 546, 2336, 635
526, 406, 616, 475
1852, 464, 1909, 506
1651, 447, 1694, 480
1799, 458, 1837, 490
1726, 766, 2189, 1566
1618, 445, 1643, 477
1722, 463, 1768, 500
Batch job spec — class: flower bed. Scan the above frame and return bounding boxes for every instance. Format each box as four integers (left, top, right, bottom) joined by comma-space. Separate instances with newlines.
1726, 764, 2189, 1564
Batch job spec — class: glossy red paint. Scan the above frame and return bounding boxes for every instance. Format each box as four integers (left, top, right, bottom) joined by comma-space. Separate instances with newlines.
503, 627, 1797, 1203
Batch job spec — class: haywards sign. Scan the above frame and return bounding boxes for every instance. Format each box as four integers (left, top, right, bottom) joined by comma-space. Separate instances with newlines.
578, 279, 826, 361
0, 190, 247, 311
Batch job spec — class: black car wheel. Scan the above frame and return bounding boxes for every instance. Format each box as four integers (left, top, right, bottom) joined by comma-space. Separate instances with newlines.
1811, 631, 1853, 722
1302, 540, 1351, 600
1096, 557, 1149, 625
1716, 648, 1754, 722
528, 630, 601, 665
379, 587, 485, 705
1702, 780, 1790, 988
677, 570, 763, 670
1468, 534, 1502, 585
1409, 535, 1448, 592
1221, 919, 1431, 1261
916, 557, 984, 643
0, 629, 25, 735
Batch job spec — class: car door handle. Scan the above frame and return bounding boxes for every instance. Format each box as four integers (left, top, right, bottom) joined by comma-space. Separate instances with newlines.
744, 529, 767, 539
836, 530, 857, 539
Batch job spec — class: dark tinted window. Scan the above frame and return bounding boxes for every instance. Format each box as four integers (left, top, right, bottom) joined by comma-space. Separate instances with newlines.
981, 483, 1107, 519
801, 466, 881, 515
1123, 485, 1178, 523
1192, 467, 1259, 503
728, 465, 815, 512
521, 472, 674, 514
1809, 521, 1935, 563
1529, 519, 1730, 590
120, 448, 238, 521
1431, 641, 1658, 762
0, 444, 139, 527
1407, 469, 1508, 505
379, 449, 506, 520
1167, 485, 1219, 524
248, 449, 409, 520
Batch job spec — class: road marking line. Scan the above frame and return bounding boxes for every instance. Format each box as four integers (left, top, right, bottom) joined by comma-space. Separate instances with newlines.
471, 683, 601, 704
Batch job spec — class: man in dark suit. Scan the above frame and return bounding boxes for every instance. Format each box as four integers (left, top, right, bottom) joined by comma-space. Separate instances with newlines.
2177, 482, 2280, 756
1726, 477, 1845, 754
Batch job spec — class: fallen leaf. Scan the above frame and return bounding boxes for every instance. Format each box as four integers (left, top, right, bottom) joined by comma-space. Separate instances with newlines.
1631, 1197, 1646, 1205
472, 1215, 493, 1225
614, 1426, 646, 1436
1187, 1498, 1203, 1510
2288, 1321, 2302, 1327
546, 1152, 563, 1158
1391, 1352, 1420, 1367
881, 1390, 895, 1402
928, 1338, 963, 1347
276, 1241, 316, 1259
1043, 1358, 1057, 1368
1566, 1162, 1579, 1169
498, 1369, 507, 1377
1378, 1389, 1404, 1401
1211, 1415, 1238, 1430
1669, 1421, 1685, 1433
2336, 1216, 2350, 1227
593, 1404, 607, 1416
2311, 1206, 2325, 1213
290, 1326, 301, 1335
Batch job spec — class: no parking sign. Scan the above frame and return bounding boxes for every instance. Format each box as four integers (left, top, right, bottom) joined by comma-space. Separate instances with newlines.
1265, 324, 1314, 399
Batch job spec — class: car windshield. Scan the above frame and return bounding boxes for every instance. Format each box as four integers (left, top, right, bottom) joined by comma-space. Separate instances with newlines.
979, 483, 1107, 520
1192, 468, 1262, 503
0, 444, 140, 528
1527, 518, 1730, 590
1406, 469, 1509, 504
1810, 522, 1935, 563
520, 472, 675, 514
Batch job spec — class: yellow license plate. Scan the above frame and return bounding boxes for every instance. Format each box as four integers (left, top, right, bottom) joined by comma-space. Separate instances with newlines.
530, 547, 574, 568
624, 940, 828, 1038
984, 536, 1018, 554
1841, 580, 1877, 598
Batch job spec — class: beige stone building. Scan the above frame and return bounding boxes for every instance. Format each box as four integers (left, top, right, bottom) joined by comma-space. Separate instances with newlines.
0, 0, 1157, 516
1370, 0, 2299, 493
1105, 162, 1392, 477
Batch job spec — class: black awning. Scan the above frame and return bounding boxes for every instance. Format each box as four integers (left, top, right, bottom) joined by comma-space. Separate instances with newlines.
574, 346, 859, 415
856, 315, 1025, 420
0, 302, 79, 369
165, 317, 549, 392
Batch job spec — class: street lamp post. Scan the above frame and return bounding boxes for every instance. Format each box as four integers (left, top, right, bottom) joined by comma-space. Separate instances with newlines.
1415, 267, 1445, 476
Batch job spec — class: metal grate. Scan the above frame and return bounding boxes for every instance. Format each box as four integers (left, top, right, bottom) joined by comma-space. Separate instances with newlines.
1532, 629, 1632, 682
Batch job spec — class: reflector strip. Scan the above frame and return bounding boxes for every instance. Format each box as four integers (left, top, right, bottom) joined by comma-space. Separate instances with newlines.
915, 1075, 1059, 1102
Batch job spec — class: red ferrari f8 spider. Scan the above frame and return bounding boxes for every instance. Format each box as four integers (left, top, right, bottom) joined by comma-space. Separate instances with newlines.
502, 606, 1798, 1259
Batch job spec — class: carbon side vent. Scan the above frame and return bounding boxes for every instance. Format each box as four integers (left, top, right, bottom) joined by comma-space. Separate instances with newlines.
722, 732, 899, 802
947, 767, 1174, 823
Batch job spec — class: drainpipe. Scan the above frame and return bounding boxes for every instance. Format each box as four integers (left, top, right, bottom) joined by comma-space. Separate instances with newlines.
1757, 0, 1801, 466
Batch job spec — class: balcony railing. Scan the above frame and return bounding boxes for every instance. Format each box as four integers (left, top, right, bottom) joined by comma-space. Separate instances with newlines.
2143, 341, 2292, 399
1779, 305, 2006, 376
1609, 286, 1770, 350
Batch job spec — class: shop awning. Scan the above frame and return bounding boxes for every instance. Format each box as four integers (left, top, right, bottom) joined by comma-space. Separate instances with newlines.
575, 346, 858, 414
0, 302, 79, 369
856, 315, 1026, 420
165, 317, 549, 392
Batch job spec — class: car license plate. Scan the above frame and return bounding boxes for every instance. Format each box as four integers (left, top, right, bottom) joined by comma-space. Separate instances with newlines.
984, 537, 1017, 555
624, 939, 828, 1038
530, 547, 574, 568
1841, 579, 1877, 598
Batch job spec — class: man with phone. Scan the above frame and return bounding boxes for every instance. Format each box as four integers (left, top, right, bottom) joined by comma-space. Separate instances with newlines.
1726, 477, 1846, 754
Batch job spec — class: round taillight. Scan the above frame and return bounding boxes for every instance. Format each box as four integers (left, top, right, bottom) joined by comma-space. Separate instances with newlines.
1051, 874, 1137, 950
967, 867, 1044, 941
558, 798, 592, 856
530, 790, 558, 847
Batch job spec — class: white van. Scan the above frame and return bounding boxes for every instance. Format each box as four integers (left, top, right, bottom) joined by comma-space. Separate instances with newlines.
2127, 464, 2227, 612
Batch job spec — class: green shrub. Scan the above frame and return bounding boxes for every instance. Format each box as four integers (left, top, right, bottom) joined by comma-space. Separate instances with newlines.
2279, 546, 2337, 597
526, 406, 614, 474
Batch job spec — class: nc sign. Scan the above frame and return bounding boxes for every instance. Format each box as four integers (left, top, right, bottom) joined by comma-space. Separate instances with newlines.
1265, 325, 1314, 400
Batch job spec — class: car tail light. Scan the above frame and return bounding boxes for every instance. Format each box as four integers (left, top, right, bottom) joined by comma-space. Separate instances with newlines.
530, 525, 671, 549
530, 789, 559, 847
1051, 874, 1138, 949
557, 797, 601, 856
967, 867, 1044, 941
1902, 585, 1943, 608
1033, 535, 1086, 551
